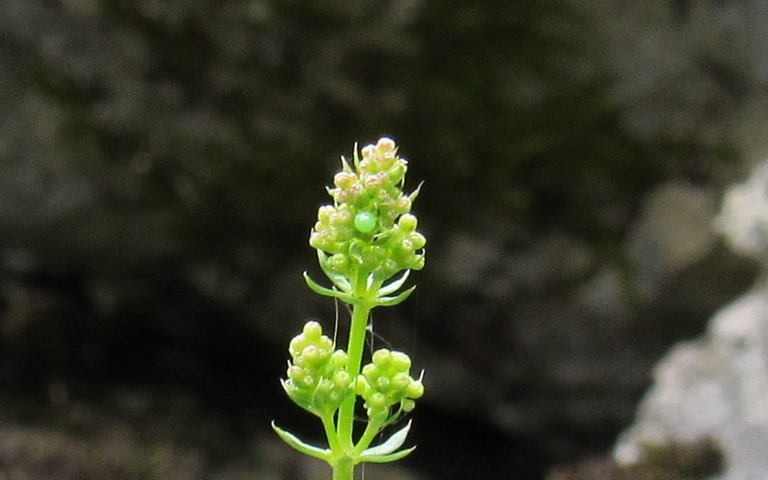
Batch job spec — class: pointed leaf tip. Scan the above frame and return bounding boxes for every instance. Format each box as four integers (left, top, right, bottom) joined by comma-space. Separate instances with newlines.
360, 420, 412, 457
359, 446, 416, 464
377, 285, 416, 307
272, 421, 331, 461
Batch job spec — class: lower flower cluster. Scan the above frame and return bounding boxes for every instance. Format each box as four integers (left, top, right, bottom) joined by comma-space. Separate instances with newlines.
282, 321, 354, 416
356, 348, 424, 424
283, 322, 424, 424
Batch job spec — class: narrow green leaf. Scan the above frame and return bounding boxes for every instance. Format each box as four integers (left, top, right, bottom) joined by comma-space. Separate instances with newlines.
359, 420, 412, 457
408, 181, 424, 201
303, 272, 356, 304
378, 270, 410, 296
376, 286, 416, 307
359, 446, 415, 464
271, 422, 331, 461
353, 142, 360, 169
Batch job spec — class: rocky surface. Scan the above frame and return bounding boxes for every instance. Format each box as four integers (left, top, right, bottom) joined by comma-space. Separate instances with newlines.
614, 165, 768, 480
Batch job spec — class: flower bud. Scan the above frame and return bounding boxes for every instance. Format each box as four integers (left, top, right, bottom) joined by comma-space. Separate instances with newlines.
330, 350, 348, 368
318, 205, 335, 224
301, 345, 321, 366
355, 376, 370, 396
330, 210, 352, 227
289, 335, 306, 357
409, 231, 426, 250
376, 136, 396, 153
363, 173, 385, 192
391, 372, 411, 390
372, 349, 392, 368
398, 213, 418, 232
398, 238, 414, 256
375, 376, 390, 391
388, 161, 406, 184
362, 363, 377, 378
368, 392, 387, 409
406, 380, 424, 399
390, 351, 412, 371
303, 321, 323, 340
333, 371, 352, 389
361, 144, 375, 159
394, 196, 412, 214
334, 171, 356, 189
287, 365, 303, 380
328, 253, 348, 273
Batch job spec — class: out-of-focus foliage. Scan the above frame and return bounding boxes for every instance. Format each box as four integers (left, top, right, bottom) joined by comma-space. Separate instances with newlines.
0, 0, 748, 279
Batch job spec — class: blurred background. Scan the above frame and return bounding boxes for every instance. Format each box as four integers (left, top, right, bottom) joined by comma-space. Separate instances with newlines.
0, 0, 767, 478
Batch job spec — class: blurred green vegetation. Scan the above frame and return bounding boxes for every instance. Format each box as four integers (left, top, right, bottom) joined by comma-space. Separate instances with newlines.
3, 0, 740, 280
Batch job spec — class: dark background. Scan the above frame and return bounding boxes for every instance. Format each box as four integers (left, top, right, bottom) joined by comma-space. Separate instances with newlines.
0, 1, 766, 478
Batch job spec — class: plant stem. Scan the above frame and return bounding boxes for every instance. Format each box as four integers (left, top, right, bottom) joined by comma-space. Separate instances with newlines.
332, 456, 355, 480
337, 301, 370, 447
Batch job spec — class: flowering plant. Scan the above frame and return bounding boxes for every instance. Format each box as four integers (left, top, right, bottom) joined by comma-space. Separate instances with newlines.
272, 137, 426, 480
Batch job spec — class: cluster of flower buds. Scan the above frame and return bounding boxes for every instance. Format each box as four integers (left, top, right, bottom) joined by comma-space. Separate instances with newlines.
309, 137, 426, 284
282, 321, 354, 416
355, 348, 424, 424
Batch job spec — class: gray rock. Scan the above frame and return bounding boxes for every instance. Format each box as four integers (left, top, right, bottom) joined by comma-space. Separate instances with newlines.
715, 163, 768, 259
614, 282, 768, 480
615, 164, 768, 480
627, 182, 718, 299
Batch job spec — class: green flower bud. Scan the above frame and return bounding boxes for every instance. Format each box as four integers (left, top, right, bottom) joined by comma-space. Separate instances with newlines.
363, 173, 385, 192
355, 376, 370, 396
368, 392, 387, 409
406, 380, 424, 399
334, 171, 357, 189
330, 210, 353, 227
390, 351, 412, 371
328, 253, 348, 273
388, 161, 406, 184
301, 345, 322, 366
318, 205, 335, 224
372, 349, 392, 368
375, 376, 390, 390
394, 196, 412, 214
361, 144, 376, 160
333, 371, 352, 389
287, 365, 303, 379
391, 372, 411, 390
398, 213, 418, 232
362, 363, 377, 378
409, 231, 427, 250
398, 238, 414, 257
330, 350, 348, 368
303, 321, 323, 340
376, 136, 396, 154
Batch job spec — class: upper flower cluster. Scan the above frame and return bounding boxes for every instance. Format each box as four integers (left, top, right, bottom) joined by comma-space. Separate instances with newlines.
309, 138, 426, 285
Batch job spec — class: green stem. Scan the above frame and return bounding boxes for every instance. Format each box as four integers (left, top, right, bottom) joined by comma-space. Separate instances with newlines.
331, 456, 355, 480
336, 301, 371, 451
352, 419, 383, 456
321, 413, 340, 453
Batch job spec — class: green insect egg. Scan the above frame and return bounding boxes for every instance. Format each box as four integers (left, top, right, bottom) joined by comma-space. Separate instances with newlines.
354, 211, 377, 233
